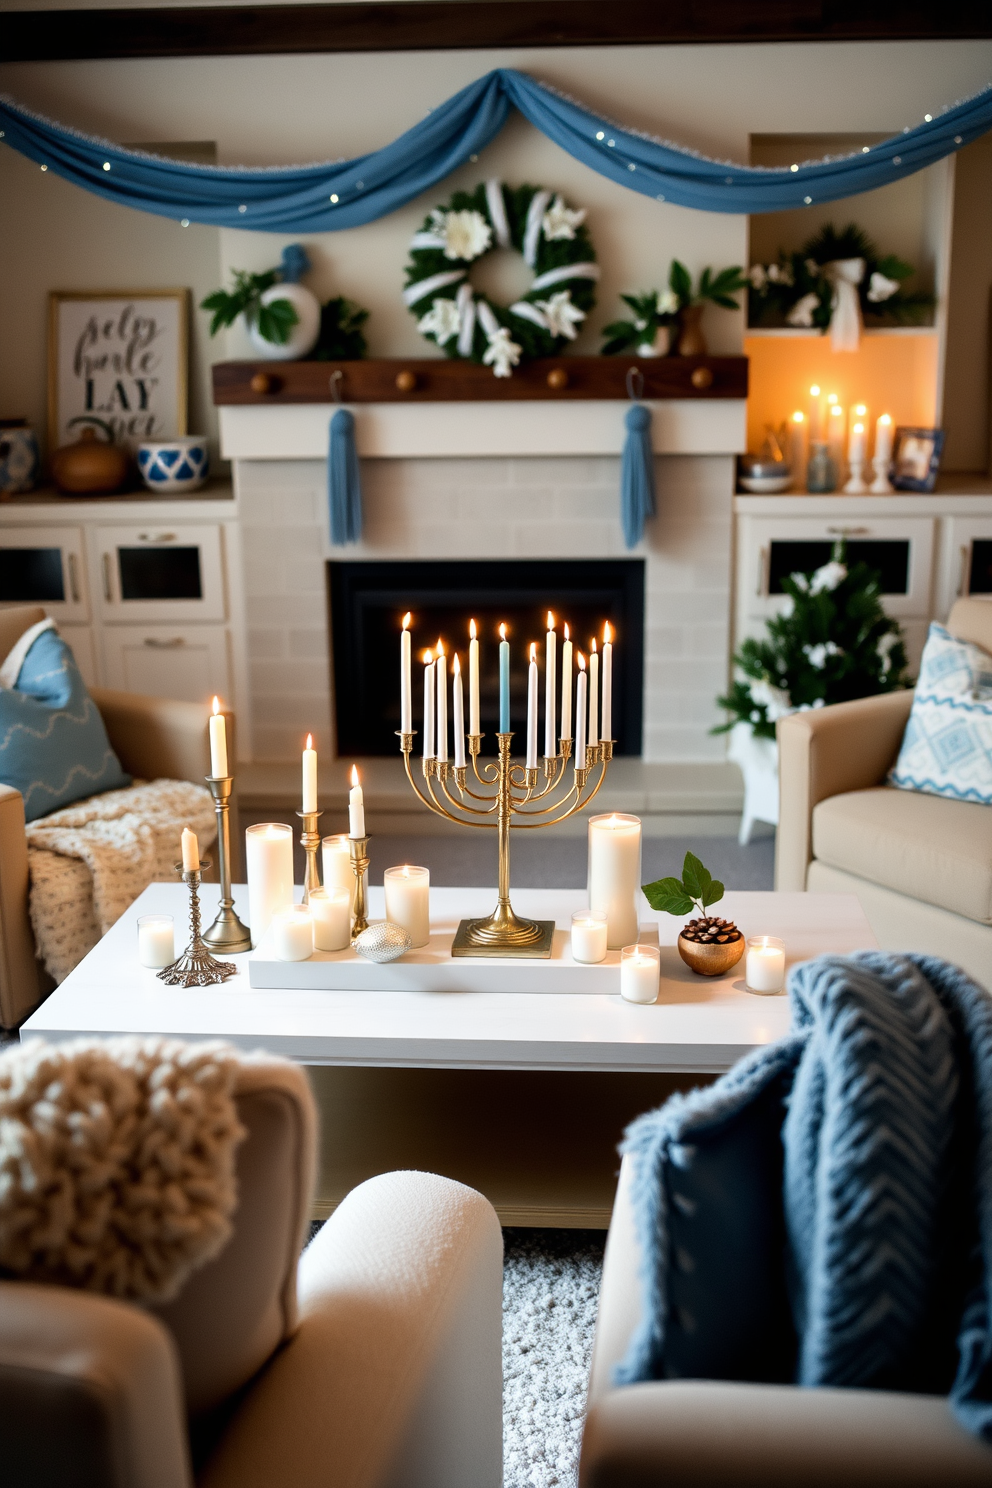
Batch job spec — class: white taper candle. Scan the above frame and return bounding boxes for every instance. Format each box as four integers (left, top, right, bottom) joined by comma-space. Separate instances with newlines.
348, 765, 365, 838
423, 650, 435, 760
588, 639, 599, 749
302, 732, 317, 813
400, 612, 412, 733
435, 641, 447, 762
526, 642, 539, 769
209, 696, 228, 777
544, 611, 557, 757
469, 619, 480, 736
453, 652, 467, 768
574, 655, 587, 771
561, 623, 573, 741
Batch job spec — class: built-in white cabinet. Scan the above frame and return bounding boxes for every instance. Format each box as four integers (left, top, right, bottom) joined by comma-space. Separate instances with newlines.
101, 623, 231, 702
92, 522, 227, 624
0, 523, 90, 623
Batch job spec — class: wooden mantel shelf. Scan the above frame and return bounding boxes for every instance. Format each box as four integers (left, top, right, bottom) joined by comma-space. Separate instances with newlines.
211, 355, 749, 406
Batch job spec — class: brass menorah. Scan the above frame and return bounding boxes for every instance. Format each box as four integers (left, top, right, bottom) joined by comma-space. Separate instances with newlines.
398, 730, 613, 957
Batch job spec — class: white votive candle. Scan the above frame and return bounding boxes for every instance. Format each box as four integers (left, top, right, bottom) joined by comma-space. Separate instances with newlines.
137, 914, 174, 969
588, 812, 642, 949
272, 905, 313, 962
308, 887, 352, 952
383, 864, 430, 948
245, 822, 294, 947
745, 936, 786, 994
323, 832, 365, 913
571, 909, 607, 964
620, 944, 660, 1004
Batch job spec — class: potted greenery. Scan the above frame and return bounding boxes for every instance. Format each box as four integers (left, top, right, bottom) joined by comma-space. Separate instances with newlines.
668, 260, 748, 355
642, 852, 743, 976
601, 261, 747, 358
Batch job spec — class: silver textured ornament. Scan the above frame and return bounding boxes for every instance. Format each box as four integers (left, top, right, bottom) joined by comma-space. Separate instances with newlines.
352, 921, 412, 964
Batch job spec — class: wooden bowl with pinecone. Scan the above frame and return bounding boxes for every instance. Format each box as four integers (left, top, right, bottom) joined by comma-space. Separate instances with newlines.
642, 852, 744, 978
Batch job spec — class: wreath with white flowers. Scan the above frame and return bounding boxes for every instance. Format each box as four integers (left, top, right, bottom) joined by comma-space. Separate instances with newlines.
403, 181, 599, 377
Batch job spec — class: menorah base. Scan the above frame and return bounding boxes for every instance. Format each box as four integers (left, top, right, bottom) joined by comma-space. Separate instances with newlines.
451, 913, 555, 959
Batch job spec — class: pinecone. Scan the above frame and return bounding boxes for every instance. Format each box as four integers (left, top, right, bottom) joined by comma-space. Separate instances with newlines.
679, 916, 742, 946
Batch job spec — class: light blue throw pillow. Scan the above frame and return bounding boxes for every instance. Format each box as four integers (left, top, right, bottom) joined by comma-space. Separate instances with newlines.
890, 621, 992, 805
0, 620, 129, 822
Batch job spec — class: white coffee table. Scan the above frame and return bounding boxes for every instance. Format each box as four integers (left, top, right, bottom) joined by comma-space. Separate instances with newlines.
22, 885, 875, 1226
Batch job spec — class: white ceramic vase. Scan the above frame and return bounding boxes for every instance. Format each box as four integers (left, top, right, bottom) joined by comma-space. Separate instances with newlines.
247, 283, 321, 361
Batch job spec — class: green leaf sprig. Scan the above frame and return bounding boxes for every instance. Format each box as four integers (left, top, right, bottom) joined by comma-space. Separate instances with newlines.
200, 268, 299, 346
642, 852, 725, 918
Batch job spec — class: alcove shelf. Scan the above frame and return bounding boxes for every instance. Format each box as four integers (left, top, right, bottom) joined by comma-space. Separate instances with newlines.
211, 355, 749, 406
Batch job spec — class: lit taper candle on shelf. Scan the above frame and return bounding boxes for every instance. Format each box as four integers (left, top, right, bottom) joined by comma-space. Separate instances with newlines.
574, 653, 587, 771
601, 623, 613, 742
469, 619, 480, 736
452, 652, 467, 768
435, 641, 448, 762
209, 696, 228, 777
790, 411, 806, 491
588, 638, 599, 749
423, 649, 435, 759
526, 643, 539, 769
349, 765, 365, 838
808, 384, 823, 442
499, 623, 510, 733
400, 612, 412, 734
544, 612, 557, 757
302, 732, 317, 814
561, 623, 573, 742
181, 827, 199, 872
871, 413, 894, 492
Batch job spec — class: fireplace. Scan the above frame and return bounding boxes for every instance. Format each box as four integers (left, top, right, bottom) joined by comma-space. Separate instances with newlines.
329, 559, 645, 757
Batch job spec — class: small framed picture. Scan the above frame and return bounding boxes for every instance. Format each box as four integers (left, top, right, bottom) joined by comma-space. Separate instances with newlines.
48, 289, 189, 452
890, 425, 944, 492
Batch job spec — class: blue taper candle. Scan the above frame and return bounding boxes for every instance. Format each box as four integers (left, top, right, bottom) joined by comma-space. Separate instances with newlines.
499, 623, 510, 733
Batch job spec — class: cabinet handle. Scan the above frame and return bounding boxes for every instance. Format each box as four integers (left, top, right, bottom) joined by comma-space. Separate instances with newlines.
143, 637, 185, 649
826, 525, 870, 536
958, 544, 970, 597
138, 532, 177, 543
757, 546, 769, 597
101, 553, 113, 603
67, 553, 80, 603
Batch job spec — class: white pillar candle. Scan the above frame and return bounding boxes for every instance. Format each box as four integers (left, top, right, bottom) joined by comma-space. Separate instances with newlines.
526, 643, 539, 770
871, 413, 894, 492
435, 641, 447, 762
574, 656, 587, 772
400, 612, 412, 734
745, 936, 786, 994
601, 623, 613, 743
209, 696, 228, 777
272, 905, 314, 961
847, 419, 866, 464
348, 765, 365, 838
245, 822, 294, 946
544, 612, 557, 757
620, 943, 660, 1004
469, 619, 480, 737
828, 401, 845, 470
588, 640, 599, 749
789, 411, 806, 491
181, 827, 199, 872
588, 812, 642, 949
452, 653, 467, 769
137, 914, 174, 969
302, 732, 317, 814
383, 863, 431, 948
570, 909, 607, 964
423, 651, 435, 759
322, 832, 364, 913
561, 624, 573, 742
308, 886, 352, 952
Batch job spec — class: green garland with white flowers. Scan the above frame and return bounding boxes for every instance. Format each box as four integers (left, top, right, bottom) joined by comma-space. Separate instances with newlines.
403, 181, 598, 376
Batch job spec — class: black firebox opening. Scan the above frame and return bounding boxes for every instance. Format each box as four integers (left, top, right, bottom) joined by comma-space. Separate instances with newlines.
329, 559, 645, 757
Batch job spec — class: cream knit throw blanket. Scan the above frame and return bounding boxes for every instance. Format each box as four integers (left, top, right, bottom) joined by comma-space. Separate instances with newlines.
0, 1037, 246, 1302
26, 780, 216, 984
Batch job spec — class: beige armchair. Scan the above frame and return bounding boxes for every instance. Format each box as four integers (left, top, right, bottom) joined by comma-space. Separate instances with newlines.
580, 1155, 992, 1486
0, 1052, 504, 1488
775, 597, 992, 987
0, 604, 231, 1030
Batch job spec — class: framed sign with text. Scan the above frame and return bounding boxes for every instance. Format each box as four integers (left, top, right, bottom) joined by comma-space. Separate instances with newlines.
48, 289, 188, 451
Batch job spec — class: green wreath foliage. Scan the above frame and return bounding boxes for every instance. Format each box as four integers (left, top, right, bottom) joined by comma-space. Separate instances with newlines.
404, 182, 597, 368
748, 222, 935, 331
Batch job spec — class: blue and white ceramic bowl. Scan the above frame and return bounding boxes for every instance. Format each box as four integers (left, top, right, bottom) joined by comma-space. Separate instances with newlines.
137, 436, 209, 493
0, 423, 40, 494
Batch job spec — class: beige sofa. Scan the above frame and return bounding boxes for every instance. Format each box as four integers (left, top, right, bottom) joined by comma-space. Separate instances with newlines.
775, 597, 992, 987
580, 1155, 992, 1486
0, 604, 227, 1030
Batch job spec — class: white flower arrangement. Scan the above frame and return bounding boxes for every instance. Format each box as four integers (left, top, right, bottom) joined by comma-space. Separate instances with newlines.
542, 194, 587, 241
440, 209, 492, 262
533, 290, 585, 340
482, 325, 523, 378
417, 297, 462, 345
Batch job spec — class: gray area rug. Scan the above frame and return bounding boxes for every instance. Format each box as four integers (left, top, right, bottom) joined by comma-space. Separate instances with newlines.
502, 1229, 606, 1488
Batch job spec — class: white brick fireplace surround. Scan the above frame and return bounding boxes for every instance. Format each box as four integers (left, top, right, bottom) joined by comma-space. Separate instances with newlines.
226, 400, 747, 834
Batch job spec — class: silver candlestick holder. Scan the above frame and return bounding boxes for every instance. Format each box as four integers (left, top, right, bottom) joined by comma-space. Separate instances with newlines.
158, 860, 237, 987
203, 775, 252, 953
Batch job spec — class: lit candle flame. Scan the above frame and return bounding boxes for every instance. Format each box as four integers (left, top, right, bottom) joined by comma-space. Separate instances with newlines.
547, 611, 555, 631
212, 695, 221, 715
591, 637, 598, 653
809, 384, 820, 397
499, 623, 507, 640
827, 392, 838, 405
564, 622, 570, 641
402, 611, 411, 630
853, 422, 865, 435
578, 652, 586, 671
830, 405, 843, 418
792, 410, 804, 423
350, 765, 360, 788
423, 649, 433, 666
879, 413, 892, 426
603, 621, 612, 643
854, 403, 867, 417
470, 618, 477, 639
306, 733, 312, 750
436, 638, 444, 658
530, 642, 537, 662
453, 652, 461, 675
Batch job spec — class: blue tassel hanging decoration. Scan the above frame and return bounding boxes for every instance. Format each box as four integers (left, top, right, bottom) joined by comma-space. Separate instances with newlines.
620, 404, 656, 549
329, 408, 363, 545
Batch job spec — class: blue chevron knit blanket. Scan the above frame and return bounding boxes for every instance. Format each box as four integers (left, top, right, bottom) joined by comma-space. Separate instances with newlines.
616, 952, 992, 1439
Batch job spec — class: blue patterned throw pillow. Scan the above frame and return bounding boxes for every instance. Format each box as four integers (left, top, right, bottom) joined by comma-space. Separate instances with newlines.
890, 621, 992, 804
0, 619, 129, 822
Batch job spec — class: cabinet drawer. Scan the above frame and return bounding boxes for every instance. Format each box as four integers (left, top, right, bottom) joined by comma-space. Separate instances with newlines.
0, 524, 90, 622
100, 625, 231, 704
93, 523, 226, 623
740, 516, 935, 620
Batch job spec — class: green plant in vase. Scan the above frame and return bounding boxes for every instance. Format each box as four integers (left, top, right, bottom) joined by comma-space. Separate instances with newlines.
642, 852, 744, 976
668, 260, 748, 355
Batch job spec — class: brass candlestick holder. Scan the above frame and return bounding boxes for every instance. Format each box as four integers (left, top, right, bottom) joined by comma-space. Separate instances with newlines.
297, 809, 324, 904
203, 776, 252, 953
398, 730, 612, 958
349, 835, 370, 937
159, 861, 237, 986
